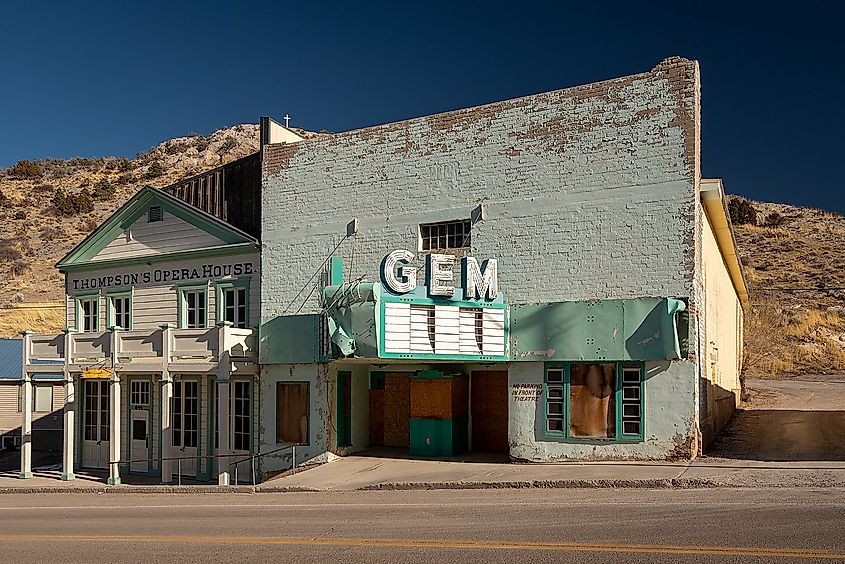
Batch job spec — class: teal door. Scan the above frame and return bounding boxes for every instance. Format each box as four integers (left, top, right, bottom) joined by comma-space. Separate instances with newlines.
337, 372, 352, 447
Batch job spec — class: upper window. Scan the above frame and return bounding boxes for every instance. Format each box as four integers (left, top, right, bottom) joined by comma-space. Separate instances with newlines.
109, 294, 131, 330
420, 219, 471, 252
544, 363, 644, 441
223, 286, 247, 328
179, 288, 207, 329
78, 296, 99, 333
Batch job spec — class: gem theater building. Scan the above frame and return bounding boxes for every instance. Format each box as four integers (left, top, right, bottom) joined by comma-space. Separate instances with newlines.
259, 57, 746, 472
17, 57, 746, 482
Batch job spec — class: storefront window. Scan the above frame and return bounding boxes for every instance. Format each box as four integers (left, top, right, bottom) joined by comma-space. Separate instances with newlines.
544, 363, 643, 441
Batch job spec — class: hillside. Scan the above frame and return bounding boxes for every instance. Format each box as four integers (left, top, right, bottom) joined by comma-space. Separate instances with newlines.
731, 198, 845, 376
0, 124, 261, 336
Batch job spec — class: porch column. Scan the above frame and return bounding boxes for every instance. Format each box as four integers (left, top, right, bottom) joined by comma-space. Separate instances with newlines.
217, 377, 231, 481
107, 373, 121, 485
19, 331, 32, 479
61, 375, 76, 480
160, 324, 174, 483
61, 329, 76, 481
19, 375, 33, 479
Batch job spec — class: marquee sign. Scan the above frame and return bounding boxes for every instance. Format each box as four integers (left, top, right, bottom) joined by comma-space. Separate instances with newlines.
381, 250, 498, 300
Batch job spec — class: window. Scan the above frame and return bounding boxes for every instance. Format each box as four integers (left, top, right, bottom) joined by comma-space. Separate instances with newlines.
77, 295, 99, 333
179, 287, 207, 329
420, 219, 471, 252
233, 381, 251, 451
148, 206, 163, 222
222, 286, 247, 328
130, 380, 150, 407
109, 293, 131, 330
544, 363, 644, 441
33, 385, 54, 412
276, 382, 309, 444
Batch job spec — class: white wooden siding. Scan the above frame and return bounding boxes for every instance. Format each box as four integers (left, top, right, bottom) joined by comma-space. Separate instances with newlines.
92, 211, 226, 262
0, 384, 19, 433
66, 254, 259, 331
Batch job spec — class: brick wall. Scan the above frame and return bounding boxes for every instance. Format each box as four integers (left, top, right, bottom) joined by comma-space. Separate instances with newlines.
261, 57, 701, 320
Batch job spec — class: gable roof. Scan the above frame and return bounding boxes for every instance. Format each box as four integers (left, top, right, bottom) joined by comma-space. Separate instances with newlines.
57, 186, 258, 270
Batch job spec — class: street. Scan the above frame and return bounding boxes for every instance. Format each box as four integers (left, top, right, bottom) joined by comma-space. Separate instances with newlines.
0, 489, 843, 563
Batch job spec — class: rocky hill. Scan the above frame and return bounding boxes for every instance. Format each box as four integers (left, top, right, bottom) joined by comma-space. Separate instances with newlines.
1, 130, 843, 376
731, 198, 845, 376
0, 124, 261, 335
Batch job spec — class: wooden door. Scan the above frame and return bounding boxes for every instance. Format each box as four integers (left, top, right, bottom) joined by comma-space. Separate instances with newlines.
471, 371, 509, 454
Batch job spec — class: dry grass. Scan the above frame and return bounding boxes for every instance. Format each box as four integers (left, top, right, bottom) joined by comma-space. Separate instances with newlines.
0, 303, 65, 338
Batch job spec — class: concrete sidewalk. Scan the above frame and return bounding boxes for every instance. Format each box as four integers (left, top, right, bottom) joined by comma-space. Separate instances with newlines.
262, 453, 845, 491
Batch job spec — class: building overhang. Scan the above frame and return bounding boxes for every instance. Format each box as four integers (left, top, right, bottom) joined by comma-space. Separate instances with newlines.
700, 178, 750, 310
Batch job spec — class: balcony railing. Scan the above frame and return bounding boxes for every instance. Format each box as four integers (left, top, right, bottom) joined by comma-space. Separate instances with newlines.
22, 323, 257, 373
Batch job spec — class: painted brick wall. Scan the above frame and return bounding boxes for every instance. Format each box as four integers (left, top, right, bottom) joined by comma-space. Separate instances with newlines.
261, 57, 701, 320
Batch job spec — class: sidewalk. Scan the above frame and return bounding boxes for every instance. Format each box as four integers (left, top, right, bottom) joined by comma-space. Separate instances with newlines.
2, 454, 844, 493
261, 453, 845, 491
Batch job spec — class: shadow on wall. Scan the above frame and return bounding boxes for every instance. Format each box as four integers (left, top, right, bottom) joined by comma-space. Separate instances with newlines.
707, 409, 845, 462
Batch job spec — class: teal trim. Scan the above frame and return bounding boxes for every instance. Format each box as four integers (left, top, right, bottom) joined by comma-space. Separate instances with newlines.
377, 300, 509, 362
177, 283, 209, 329
215, 278, 251, 329
106, 287, 134, 330
380, 293, 508, 309
60, 243, 260, 273
337, 371, 351, 447
541, 362, 645, 444
74, 291, 100, 333
329, 256, 343, 286
57, 186, 257, 268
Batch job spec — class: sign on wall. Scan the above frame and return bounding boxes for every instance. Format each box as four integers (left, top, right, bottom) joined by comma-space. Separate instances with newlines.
381, 250, 498, 300
69, 261, 256, 291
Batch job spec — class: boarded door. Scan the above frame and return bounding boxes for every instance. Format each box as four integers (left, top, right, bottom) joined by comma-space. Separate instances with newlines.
471, 371, 509, 454
383, 373, 410, 448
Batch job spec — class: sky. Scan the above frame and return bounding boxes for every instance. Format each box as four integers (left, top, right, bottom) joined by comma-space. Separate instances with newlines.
1, 1, 843, 211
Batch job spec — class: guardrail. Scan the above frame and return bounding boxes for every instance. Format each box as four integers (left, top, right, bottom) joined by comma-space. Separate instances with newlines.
111, 443, 302, 486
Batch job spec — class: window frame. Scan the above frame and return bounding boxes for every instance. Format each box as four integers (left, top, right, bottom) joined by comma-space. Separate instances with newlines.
215, 278, 250, 329
106, 288, 133, 330
74, 291, 101, 333
177, 283, 209, 329
542, 362, 645, 443
418, 219, 472, 253
275, 381, 310, 446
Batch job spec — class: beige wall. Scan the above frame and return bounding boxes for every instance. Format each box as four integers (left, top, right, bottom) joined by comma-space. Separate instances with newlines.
65, 253, 259, 331
701, 205, 743, 438
0, 382, 65, 435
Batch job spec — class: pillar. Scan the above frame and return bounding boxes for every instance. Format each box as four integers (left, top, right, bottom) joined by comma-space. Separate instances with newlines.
61, 374, 75, 480
19, 375, 33, 479
107, 374, 121, 485
160, 324, 173, 483
217, 377, 231, 481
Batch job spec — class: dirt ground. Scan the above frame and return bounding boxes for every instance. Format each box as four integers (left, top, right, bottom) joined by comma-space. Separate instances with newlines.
708, 376, 845, 461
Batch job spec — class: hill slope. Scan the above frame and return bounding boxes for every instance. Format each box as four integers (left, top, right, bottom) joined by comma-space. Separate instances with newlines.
0, 125, 260, 335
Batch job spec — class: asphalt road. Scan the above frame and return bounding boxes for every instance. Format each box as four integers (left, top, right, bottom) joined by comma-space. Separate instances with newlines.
0, 489, 843, 563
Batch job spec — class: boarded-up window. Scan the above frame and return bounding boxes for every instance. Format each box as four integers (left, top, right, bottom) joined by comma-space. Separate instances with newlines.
569, 364, 616, 438
34, 385, 54, 413
276, 383, 309, 444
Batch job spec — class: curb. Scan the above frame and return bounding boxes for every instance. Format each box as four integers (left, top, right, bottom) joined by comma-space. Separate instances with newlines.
0, 485, 320, 494
359, 478, 728, 491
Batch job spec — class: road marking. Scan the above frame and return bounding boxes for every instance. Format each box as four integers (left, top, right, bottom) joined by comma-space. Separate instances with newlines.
0, 534, 841, 559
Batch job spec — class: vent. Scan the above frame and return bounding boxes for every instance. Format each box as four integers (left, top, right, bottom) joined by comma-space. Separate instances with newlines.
148, 206, 163, 222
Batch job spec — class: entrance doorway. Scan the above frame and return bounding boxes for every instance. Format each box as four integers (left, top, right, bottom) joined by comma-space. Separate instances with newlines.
172, 380, 199, 477
82, 380, 110, 469
471, 371, 509, 454
130, 409, 149, 472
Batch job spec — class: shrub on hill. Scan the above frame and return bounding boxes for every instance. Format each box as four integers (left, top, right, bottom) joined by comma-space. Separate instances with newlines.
8, 160, 43, 179
52, 188, 94, 216
93, 178, 116, 200
728, 197, 758, 226
762, 211, 787, 227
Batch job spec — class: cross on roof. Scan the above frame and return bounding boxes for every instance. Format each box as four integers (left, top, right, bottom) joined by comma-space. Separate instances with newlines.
283, 114, 290, 128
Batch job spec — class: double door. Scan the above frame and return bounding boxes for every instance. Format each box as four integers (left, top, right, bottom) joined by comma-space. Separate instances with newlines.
172, 380, 199, 477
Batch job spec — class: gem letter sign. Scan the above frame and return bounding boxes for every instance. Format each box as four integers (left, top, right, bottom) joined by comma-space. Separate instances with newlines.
381, 250, 498, 300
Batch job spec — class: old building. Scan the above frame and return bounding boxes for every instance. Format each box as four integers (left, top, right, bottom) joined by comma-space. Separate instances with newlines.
257, 57, 747, 473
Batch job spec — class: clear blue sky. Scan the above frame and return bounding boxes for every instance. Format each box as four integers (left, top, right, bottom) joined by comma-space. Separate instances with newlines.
1, 1, 843, 211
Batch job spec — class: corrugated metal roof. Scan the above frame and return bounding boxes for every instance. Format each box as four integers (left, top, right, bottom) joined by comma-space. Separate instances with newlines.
0, 339, 23, 380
